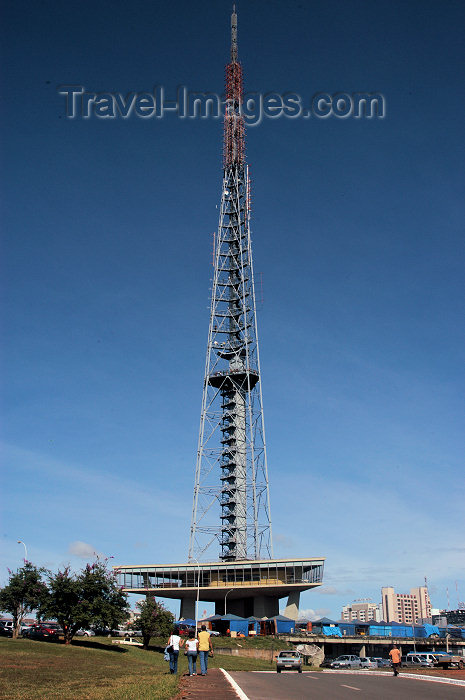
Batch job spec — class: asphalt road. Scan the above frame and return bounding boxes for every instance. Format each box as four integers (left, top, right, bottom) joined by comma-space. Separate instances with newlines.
229, 671, 465, 699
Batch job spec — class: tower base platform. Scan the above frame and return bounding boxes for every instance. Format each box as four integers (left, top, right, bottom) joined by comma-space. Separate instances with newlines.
114, 557, 324, 621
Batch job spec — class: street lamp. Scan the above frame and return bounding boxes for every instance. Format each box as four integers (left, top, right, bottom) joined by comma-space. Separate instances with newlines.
17, 540, 28, 562
224, 588, 234, 616
192, 558, 201, 633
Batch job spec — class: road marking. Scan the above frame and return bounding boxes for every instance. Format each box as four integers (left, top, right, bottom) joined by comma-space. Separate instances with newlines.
340, 684, 361, 691
220, 668, 251, 700
306, 675, 319, 679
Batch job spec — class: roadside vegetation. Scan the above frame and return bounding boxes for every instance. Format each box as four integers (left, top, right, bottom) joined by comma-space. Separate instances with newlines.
0, 635, 276, 699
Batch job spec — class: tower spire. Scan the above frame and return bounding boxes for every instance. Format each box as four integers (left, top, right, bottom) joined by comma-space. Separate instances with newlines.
231, 4, 238, 63
189, 7, 272, 562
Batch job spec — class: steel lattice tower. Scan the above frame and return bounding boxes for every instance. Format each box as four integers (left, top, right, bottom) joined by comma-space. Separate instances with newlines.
189, 6, 273, 563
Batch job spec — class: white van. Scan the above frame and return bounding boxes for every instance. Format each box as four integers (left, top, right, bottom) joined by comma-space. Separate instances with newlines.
405, 652, 435, 666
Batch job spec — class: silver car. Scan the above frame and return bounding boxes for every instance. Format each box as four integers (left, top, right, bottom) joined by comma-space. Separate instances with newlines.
331, 655, 362, 669
360, 657, 378, 669
276, 650, 303, 673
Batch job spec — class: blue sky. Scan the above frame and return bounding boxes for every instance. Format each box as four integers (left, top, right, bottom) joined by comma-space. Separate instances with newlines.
1, 0, 464, 620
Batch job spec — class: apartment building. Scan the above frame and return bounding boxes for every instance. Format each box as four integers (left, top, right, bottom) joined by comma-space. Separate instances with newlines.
381, 586, 431, 624
341, 602, 382, 622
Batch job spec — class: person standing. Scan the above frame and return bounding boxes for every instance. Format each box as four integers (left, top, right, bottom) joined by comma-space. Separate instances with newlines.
389, 645, 401, 676
185, 630, 199, 676
167, 628, 184, 674
198, 624, 213, 676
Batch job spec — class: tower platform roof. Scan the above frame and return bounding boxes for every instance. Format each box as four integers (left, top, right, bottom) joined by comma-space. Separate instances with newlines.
114, 557, 324, 602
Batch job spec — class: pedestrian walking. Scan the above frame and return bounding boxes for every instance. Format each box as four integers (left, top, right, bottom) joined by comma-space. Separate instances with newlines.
185, 630, 199, 676
166, 628, 184, 674
389, 645, 401, 676
198, 624, 213, 676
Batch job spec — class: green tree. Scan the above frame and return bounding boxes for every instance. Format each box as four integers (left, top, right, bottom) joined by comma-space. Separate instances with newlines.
0, 563, 49, 639
134, 596, 174, 649
46, 559, 129, 644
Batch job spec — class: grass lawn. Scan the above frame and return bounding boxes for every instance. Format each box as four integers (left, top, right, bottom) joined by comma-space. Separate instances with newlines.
0, 636, 275, 699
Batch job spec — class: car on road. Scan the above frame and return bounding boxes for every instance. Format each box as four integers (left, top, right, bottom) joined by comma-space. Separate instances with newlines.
360, 657, 378, 669
331, 655, 362, 669
276, 650, 303, 673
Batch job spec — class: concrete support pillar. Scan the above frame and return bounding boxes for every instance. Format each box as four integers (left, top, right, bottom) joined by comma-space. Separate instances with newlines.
284, 591, 300, 621
359, 645, 366, 657
180, 598, 195, 620
253, 596, 279, 618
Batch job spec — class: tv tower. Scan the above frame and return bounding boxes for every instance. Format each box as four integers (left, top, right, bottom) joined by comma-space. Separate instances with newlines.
116, 7, 325, 619
189, 5, 273, 562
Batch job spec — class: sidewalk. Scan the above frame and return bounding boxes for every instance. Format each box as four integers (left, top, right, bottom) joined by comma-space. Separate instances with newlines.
179, 668, 238, 699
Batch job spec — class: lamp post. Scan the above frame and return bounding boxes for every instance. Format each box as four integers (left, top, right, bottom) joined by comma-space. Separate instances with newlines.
17, 540, 28, 562
224, 588, 234, 616
192, 558, 201, 633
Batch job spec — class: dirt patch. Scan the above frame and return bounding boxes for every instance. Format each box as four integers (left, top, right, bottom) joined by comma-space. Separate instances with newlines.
179, 669, 237, 699
405, 668, 465, 681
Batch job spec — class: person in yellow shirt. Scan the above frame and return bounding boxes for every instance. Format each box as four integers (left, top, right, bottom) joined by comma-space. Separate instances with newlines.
198, 625, 213, 676
389, 645, 401, 676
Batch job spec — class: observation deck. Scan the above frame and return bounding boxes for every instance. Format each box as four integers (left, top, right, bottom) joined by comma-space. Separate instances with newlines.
115, 557, 325, 619
208, 368, 259, 390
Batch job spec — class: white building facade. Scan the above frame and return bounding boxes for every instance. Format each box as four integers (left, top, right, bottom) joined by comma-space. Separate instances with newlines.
381, 586, 431, 624
341, 602, 382, 622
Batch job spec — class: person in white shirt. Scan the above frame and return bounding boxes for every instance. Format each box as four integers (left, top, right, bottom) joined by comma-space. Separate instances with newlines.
185, 630, 199, 676
166, 628, 184, 674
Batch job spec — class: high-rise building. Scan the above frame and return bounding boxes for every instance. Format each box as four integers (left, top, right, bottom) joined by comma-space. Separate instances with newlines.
341, 601, 382, 622
381, 586, 432, 623
115, 7, 325, 621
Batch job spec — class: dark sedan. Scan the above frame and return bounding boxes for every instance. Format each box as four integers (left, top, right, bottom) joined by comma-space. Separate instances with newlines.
26, 623, 62, 641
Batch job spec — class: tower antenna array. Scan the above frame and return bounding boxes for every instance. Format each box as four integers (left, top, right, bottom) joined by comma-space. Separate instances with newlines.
189, 6, 273, 562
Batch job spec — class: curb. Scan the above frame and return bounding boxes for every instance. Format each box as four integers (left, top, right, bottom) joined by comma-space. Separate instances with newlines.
318, 669, 465, 686
220, 668, 251, 700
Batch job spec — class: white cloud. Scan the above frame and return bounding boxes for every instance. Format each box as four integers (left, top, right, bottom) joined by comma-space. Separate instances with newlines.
319, 586, 349, 596
68, 541, 102, 559
296, 608, 332, 621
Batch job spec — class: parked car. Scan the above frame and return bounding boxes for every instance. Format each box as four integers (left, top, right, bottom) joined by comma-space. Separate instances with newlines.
401, 654, 433, 667
432, 652, 465, 670
0, 622, 13, 638
75, 629, 96, 637
372, 657, 391, 667
276, 650, 303, 673
360, 657, 378, 669
111, 629, 140, 637
27, 623, 62, 641
1, 620, 32, 636
331, 655, 362, 669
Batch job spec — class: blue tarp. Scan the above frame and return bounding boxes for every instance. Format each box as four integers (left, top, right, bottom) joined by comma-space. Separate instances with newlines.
423, 624, 439, 637
175, 619, 196, 627
220, 614, 248, 636
229, 620, 249, 636
322, 625, 343, 637
369, 625, 392, 636
338, 623, 355, 635
268, 615, 295, 634
247, 617, 261, 634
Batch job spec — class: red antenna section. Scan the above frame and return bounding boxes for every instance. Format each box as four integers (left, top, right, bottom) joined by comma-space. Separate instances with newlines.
223, 61, 245, 168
